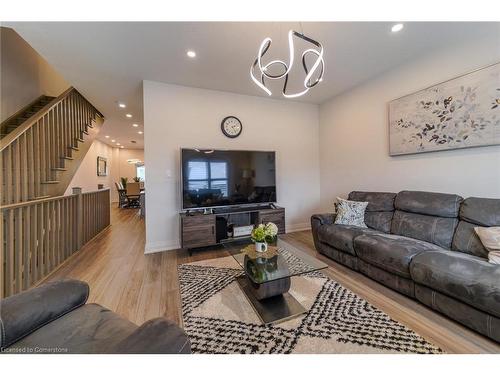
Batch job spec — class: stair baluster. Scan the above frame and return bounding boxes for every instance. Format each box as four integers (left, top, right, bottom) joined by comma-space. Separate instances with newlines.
1, 87, 104, 205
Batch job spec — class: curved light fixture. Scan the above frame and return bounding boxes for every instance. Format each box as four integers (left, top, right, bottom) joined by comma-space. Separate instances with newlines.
250, 30, 325, 98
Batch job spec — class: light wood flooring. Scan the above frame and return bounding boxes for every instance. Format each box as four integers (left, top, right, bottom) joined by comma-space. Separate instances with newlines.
41, 207, 500, 354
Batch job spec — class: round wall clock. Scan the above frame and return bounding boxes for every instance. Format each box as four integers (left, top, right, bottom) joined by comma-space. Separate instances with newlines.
221, 116, 242, 138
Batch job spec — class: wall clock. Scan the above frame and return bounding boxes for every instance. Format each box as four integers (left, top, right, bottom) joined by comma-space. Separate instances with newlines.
221, 116, 242, 138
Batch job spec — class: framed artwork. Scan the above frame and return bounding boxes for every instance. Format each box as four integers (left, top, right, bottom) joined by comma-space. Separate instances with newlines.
389, 62, 500, 155
97, 156, 108, 176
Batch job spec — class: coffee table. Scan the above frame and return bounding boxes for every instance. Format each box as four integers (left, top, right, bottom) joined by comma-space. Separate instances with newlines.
227, 239, 328, 324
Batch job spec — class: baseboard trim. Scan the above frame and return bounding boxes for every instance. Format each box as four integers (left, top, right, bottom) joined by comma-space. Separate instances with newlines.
144, 240, 180, 254
286, 222, 311, 233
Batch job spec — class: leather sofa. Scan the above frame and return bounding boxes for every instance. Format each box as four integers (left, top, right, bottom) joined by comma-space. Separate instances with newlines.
0, 279, 191, 354
311, 190, 500, 343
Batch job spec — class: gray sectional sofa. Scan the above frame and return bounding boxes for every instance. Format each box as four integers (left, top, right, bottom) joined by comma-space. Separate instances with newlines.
0, 279, 191, 353
311, 190, 500, 343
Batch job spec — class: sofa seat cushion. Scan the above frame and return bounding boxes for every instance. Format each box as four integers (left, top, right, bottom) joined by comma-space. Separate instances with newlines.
317, 224, 378, 255
10, 303, 137, 353
354, 233, 445, 278
410, 251, 500, 318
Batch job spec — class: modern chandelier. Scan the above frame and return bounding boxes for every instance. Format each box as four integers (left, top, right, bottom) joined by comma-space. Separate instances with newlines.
250, 30, 325, 98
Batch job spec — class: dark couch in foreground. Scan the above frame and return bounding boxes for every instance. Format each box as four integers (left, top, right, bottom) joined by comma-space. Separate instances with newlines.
0, 279, 191, 354
311, 190, 500, 343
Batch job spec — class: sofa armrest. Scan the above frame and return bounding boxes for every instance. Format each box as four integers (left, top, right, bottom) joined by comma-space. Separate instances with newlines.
110, 318, 191, 354
310, 213, 336, 251
0, 279, 89, 349
311, 213, 336, 226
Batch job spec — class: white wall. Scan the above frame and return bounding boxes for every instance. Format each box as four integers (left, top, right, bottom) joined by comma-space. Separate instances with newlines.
1, 27, 69, 121
65, 140, 119, 201
319, 35, 500, 210
117, 148, 144, 181
65, 141, 144, 202
143, 82, 320, 253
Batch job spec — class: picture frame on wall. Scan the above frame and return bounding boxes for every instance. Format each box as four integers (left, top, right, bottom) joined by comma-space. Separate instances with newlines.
97, 156, 108, 176
388, 62, 500, 156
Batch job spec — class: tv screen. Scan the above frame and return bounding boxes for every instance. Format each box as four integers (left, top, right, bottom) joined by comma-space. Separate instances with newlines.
181, 149, 277, 209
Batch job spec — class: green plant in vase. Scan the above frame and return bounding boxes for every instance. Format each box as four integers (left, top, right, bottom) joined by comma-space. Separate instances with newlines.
120, 177, 128, 188
132, 177, 140, 182
251, 222, 278, 252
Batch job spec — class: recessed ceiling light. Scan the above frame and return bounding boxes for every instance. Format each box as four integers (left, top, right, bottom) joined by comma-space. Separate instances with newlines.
187, 50, 196, 58
126, 113, 132, 118
111, 139, 116, 143
105, 135, 110, 138
132, 123, 139, 127
120, 146, 124, 149
116, 143, 121, 146
391, 23, 404, 33
118, 103, 126, 108
138, 131, 143, 134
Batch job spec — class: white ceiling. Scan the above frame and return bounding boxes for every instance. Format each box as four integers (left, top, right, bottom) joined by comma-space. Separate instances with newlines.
5, 22, 499, 149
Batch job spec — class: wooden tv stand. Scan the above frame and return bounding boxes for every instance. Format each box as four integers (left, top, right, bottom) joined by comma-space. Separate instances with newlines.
180, 205, 285, 253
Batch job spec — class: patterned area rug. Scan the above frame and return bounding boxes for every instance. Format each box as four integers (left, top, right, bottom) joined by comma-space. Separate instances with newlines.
178, 252, 443, 354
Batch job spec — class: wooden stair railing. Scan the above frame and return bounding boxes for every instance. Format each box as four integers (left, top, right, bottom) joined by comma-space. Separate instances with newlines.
0, 87, 105, 206
0, 188, 110, 298
0, 95, 55, 139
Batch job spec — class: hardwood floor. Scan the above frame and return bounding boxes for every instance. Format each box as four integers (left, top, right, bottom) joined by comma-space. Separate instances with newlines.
41, 207, 500, 354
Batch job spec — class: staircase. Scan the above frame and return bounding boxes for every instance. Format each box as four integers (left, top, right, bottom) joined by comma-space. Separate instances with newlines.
1, 95, 55, 139
0, 87, 105, 205
1, 87, 110, 298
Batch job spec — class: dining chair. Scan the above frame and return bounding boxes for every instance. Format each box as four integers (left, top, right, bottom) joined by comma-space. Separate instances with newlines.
115, 182, 127, 208
126, 182, 141, 208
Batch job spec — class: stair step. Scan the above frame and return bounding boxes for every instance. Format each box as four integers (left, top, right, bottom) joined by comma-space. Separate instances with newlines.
52, 167, 67, 171
60, 156, 74, 160
1, 96, 58, 135
82, 130, 89, 135
42, 180, 60, 184
77, 137, 84, 142
68, 146, 79, 151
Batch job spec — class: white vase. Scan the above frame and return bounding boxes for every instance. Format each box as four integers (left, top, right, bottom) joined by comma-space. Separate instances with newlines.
255, 242, 268, 253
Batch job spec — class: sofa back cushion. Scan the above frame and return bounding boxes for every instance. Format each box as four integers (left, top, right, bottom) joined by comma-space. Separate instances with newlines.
394, 190, 462, 217
391, 191, 462, 249
348, 191, 396, 233
452, 197, 500, 258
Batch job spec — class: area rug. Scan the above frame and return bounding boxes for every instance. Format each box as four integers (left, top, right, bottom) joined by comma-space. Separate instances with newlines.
178, 251, 443, 354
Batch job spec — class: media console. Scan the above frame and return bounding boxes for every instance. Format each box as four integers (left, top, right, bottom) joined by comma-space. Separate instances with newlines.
179, 205, 285, 254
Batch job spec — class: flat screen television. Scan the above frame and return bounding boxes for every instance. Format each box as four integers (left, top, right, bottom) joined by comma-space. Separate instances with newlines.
181, 148, 277, 209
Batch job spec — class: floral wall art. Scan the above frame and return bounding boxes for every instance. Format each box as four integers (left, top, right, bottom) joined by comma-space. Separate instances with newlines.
389, 63, 500, 155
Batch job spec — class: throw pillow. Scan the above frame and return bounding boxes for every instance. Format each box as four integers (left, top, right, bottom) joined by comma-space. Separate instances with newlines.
334, 197, 368, 228
474, 226, 500, 265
